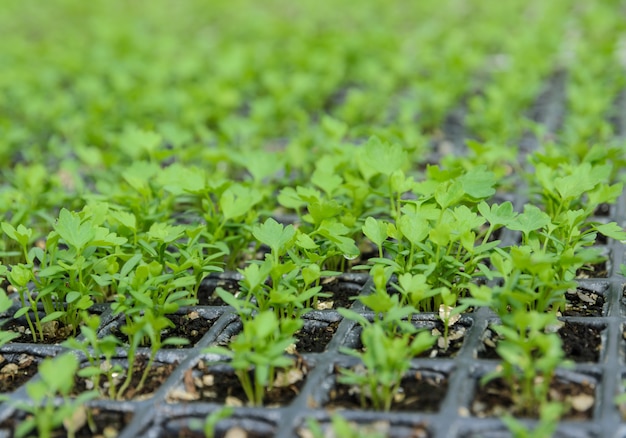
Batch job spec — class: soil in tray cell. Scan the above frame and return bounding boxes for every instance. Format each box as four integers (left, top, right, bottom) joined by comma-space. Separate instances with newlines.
198, 278, 240, 306
562, 288, 605, 317
479, 322, 603, 363
198, 276, 361, 310
349, 321, 467, 359
5, 320, 74, 344
297, 419, 431, 438
164, 417, 276, 438
0, 407, 133, 438
73, 356, 177, 401
316, 279, 362, 310
0, 353, 38, 393
167, 358, 308, 407
324, 369, 448, 412
560, 322, 604, 363
471, 376, 595, 420
294, 320, 340, 353
111, 311, 218, 348
576, 259, 608, 279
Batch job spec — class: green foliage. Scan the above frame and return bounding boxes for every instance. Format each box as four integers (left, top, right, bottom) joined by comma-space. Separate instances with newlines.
338, 322, 435, 411
205, 310, 301, 406
5, 353, 98, 438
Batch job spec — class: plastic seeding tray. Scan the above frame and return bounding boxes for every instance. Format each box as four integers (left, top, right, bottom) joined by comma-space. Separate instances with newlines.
0, 76, 626, 438
0, 263, 624, 438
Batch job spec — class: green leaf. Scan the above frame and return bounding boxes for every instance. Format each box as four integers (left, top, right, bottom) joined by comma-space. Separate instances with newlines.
91, 227, 127, 246
457, 167, 496, 199
434, 180, 464, 209
508, 205, 551, 236
362, 217, 387, 248
253, 218, 296, 256
311, 168, 343, 196
594, 222, 626, 241
358, 136, 407, 179
148, 223, 185, 244
220, 185, 261, 220
1, 223, 32, 248
397, 214, 429, 246
54, 208, 95, 251
478, 201, 516, 227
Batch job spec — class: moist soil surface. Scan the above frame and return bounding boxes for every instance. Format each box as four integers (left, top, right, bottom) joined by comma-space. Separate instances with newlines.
173, 424, 275, 438
73, 356, 177, 400
198, 278, 240, 306
5, 320, 74, 344
479, 321, 603, 362
294, 320, 340, 353
0, 408, 133, 438
317, 279, 362, 310
197, 277, 362, 310
168, 359, 308, 407
563, 289, 605, 316
559, 321, 603, 363
471, 376, 595, 420
351, 321, 466, 358
325, 370, 448, 412
576, 260, 608, 278
0, 353, 38, 393
111, 311, 217, 348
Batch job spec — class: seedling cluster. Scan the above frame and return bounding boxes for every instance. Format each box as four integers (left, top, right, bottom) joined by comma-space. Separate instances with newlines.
1, 0, 626, 437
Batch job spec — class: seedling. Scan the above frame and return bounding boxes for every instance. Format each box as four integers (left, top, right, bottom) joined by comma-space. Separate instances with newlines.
205, 310, 302, 406
3, 353, 98, 438
338, 321, 435, 411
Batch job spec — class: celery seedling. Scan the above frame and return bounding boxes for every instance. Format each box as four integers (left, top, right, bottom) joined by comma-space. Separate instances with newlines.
205, 310, 302, 406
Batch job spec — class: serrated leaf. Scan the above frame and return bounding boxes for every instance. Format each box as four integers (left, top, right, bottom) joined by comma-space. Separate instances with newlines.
220, 184, 261, 220
594, 222, 626, 241
478, 201, 516, 227
54, 208, 95, 251
253, 218, 296, 256
434, 180, 464, 209
358, 136, 407, 179
508, 205, 551, 236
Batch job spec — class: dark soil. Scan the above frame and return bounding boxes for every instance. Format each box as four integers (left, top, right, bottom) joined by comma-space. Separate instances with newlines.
159, 312, 217, 347
351, 321, 466, 358
312, 279, 362, 310
479, 321, 603, 363
197, 276, 362, 310
294, 320, 340, 353
563, 289, 605, 316
594, 203, 611, 216
111, 311, 216, 348
168, 359, 308, 407
0, 408, 133, 438
198, 278, 240, 306
576, 260, 608, 279
560, 322, 603, 363
0, 354, 38, 393
471, 376, 595, 420
325, 370, 448, 412
73, 356, 177, 400
5, 320, 74, 344
171, 422, 275, 438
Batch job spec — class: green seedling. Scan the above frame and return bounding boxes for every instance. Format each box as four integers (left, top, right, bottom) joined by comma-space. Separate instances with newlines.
338, 321, 435, 411
205, 310, 302, 406
482, 310, 571, 417
4, 353, 98, 438
305, 414, 387, 438
62, 312, 124, 399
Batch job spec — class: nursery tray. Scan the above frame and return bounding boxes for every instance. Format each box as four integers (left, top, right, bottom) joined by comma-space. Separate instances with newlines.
0, 80, 626, 438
